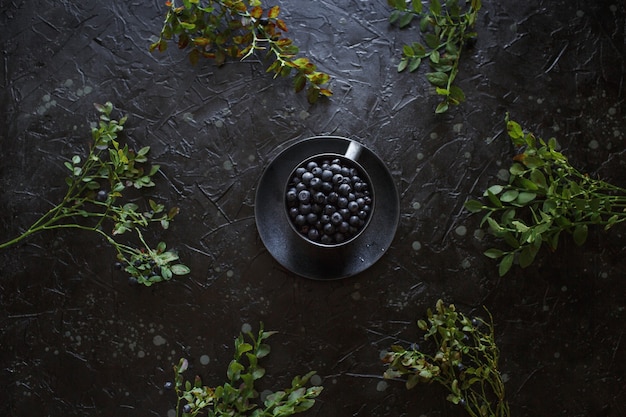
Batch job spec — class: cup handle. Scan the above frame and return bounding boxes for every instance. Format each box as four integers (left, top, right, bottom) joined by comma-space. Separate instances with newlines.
344, 141, 362, 161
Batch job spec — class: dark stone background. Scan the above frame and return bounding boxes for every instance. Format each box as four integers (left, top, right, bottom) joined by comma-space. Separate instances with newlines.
1, 0, 624, 416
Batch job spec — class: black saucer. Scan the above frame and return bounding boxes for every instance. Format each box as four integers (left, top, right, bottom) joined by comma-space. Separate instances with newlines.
254, 136, 399, 280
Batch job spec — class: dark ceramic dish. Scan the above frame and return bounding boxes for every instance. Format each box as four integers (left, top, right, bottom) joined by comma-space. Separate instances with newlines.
255, 136, 399, 280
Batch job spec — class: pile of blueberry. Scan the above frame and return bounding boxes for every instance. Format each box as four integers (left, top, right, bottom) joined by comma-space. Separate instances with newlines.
286, 155, 373, 245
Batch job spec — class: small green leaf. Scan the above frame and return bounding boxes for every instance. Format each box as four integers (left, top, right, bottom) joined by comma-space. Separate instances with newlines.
572, 224, 588, 246
516, 192, 537, 205
399, 12, 414, 27
486, 185, 503, 195
435, 100, 449, 113
500, 190, 519, 202
463, 199, 483, 213
498, 253, 514, 276
397, 58, 409, 72
408, 57, 421, 72
170, 264, 190, 275
484, 248, 504, 259
519, 245, 537, 268
425, 71, 449, 87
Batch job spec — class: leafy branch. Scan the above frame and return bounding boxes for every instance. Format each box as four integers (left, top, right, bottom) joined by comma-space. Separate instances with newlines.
382, 300, 509, 417
465, 116, 626, 276
0, 102, 190, 286
168, 324, 322, 416
388, 0, 481, 113
150, 0, 333, 104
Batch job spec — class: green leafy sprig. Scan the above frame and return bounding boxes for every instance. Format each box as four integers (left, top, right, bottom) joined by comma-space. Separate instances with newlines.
464, 116, 626, 276
0, 102, 190, 286
382, 300, 509, 417
150, 0, 332, 104
388, 0, 481, 113
170, 324, 322, 417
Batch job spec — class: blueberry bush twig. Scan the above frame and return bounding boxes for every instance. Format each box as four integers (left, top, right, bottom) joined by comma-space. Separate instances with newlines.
388, 0, 481, 113
0, 102, 190, 286
166, 324, 323, 416
464, 115, 626, 276
382, 300, 509, 417
150, 0, 333, 104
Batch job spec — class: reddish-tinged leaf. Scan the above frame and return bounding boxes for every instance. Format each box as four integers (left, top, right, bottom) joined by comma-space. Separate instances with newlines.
193, 37, 210, 46
318, 88, 333, 97
189, 48, 200, 66
268, 5, 280, 18
293, 74, 306, 93
250, 6, 263, 19
276, 18, 288, 32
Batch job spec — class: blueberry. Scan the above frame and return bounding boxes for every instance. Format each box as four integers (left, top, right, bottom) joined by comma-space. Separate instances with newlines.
321, 181, 333, 193
321, 235, 333, 244
301, 172, 314, 185
349, 216, 361, 226
332, 174, 343, 184
183, 404, 192, 414
114, 262, 123, 270
299, 203, 312, 215
306, 213, 318, 224
340, 167, 350, 176
338, 183, 351, 196
355, 182, 367, 192
306, 161, 318, 171
286, 189, 297, 202
337, 197, 348, 208
321, 169, 333, 182
329, 163, 342, 174
311, 203, 323, 214
357, 210, 368, 220
259, 17, 270, 26
295, 214, 306, 226
128, 276, 138, 285
320, 214, 330, 224
348, 201, 359, 212
289, 207, 299, 218
307, 228, 320, 240
338, 221, 349, 233
295, 167, 306, 178
339, 208, 350, 219
309, 177, 322, 190
327, 192, 339, 204
323, 204, 336, 215
96, 190, 108, 202
296, 182, 307, 192
163, 381, 173, 390
330, 212, 343, 225
323, 223, 335, 235
311, 166, 323, 177
298, 190, 311, 203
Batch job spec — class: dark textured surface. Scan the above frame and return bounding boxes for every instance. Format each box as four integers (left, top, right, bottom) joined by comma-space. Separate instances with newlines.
1, 0, 625, 416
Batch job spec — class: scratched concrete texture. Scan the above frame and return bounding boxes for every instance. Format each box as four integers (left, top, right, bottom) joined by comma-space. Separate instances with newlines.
1, 0, 625, 416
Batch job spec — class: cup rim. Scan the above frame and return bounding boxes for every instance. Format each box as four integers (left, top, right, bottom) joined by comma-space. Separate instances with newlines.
284, 152, 376, 249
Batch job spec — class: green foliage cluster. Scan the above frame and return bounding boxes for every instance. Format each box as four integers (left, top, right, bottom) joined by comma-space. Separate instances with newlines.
150, 0, 332, 103
0, 102, 189, 286
382, 300, 509, 417
388, 0, 481, 113
171, 325, 322, 417
465, 116, 626, 276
